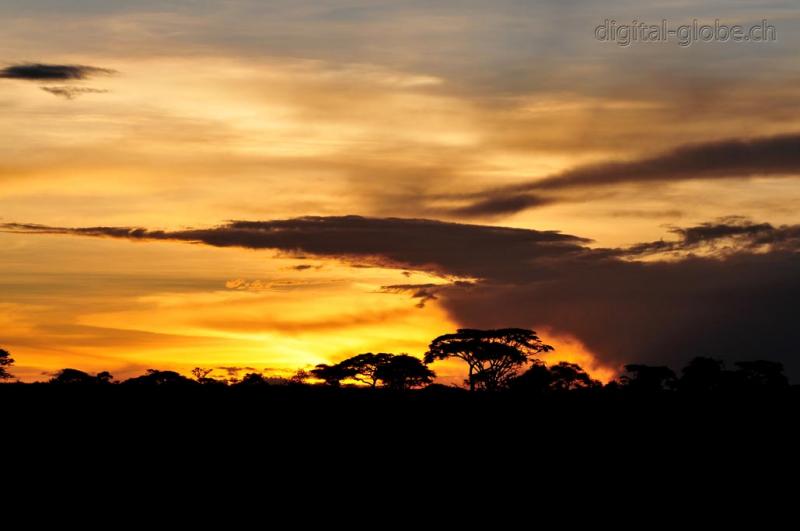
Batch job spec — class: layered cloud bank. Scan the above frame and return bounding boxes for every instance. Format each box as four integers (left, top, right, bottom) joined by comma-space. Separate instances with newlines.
6, 215, 800, 379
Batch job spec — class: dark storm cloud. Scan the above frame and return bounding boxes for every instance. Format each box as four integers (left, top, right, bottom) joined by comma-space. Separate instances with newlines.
441, 250, 800, 378
0, 217, 591, 281
0, 63, 116, 81
457, 133, 800, 216
5, 215, 800, 379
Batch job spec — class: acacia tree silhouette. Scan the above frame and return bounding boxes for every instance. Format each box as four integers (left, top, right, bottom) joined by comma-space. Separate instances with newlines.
310, 363, 354, 387
0, 348, 14, 380
425, 329, 554, 391
191, 367, 214, 382
374, 354, 435, 390
338, 353, 393, 387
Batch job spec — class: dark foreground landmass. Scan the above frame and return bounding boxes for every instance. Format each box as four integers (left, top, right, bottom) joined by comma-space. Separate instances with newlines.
4, 347, 799, 475
4, 383, 799, 493
5, 382, 798, 442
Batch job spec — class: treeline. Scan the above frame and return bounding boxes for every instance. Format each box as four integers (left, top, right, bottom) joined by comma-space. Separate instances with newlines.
0, 329, 794, 395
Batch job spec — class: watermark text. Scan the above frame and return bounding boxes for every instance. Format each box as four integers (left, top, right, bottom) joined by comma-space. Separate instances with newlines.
595, 19, 776, 47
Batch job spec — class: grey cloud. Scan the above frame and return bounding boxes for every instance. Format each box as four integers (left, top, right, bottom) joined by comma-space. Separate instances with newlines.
40, 86, 109, 99
292, 264, 321, 271
0, 62, 115, 81
456, 133, 800, 216
624, 218, 800, 256
447, 194, 555, 218
216, 366, 258, 376
380, 281, 476, 308
380, 283, 440, 308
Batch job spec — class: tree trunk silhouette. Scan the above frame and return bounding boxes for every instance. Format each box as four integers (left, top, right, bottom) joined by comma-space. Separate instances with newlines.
468, 364, 475, 392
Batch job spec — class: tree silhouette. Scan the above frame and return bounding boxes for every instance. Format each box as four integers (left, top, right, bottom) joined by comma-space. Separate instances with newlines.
5, 327, 798, 404
190, 367, 227, 385
680, 357, 725, 393
548, 362, 601, 391
310, 363, 354, 387
0, 348, 14, 380
191, 367, 214, 382
123, 369, 196, 386
50, 368, 113, 384
425, 328, 554, 391
510, 360, 599, 393
237, 372, 269, 386
618, 364, 677, 393
375, 354, 435, 390
734, 360, 788, 390
338, 353, 393, 387
509, 360, 552, 394
290, 369, 310, 384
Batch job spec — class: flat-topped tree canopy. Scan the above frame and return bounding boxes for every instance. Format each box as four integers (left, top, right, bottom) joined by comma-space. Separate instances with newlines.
425, 329, 553, 391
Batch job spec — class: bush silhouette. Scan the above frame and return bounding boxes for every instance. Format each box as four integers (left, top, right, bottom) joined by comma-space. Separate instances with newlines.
50, 368, 113, 385
122, 369, 196, 386
237, 372, 270, 386
0, 348, 14, 380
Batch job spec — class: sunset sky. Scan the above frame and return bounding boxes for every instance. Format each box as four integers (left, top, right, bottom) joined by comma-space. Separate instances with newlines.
2, 1, 800, 383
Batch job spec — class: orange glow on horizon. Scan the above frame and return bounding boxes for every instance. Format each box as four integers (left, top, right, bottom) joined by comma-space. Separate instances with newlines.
536, 328, 618, 384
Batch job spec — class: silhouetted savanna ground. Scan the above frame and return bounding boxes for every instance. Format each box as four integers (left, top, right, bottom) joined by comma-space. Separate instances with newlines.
3, 329, 798, 453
